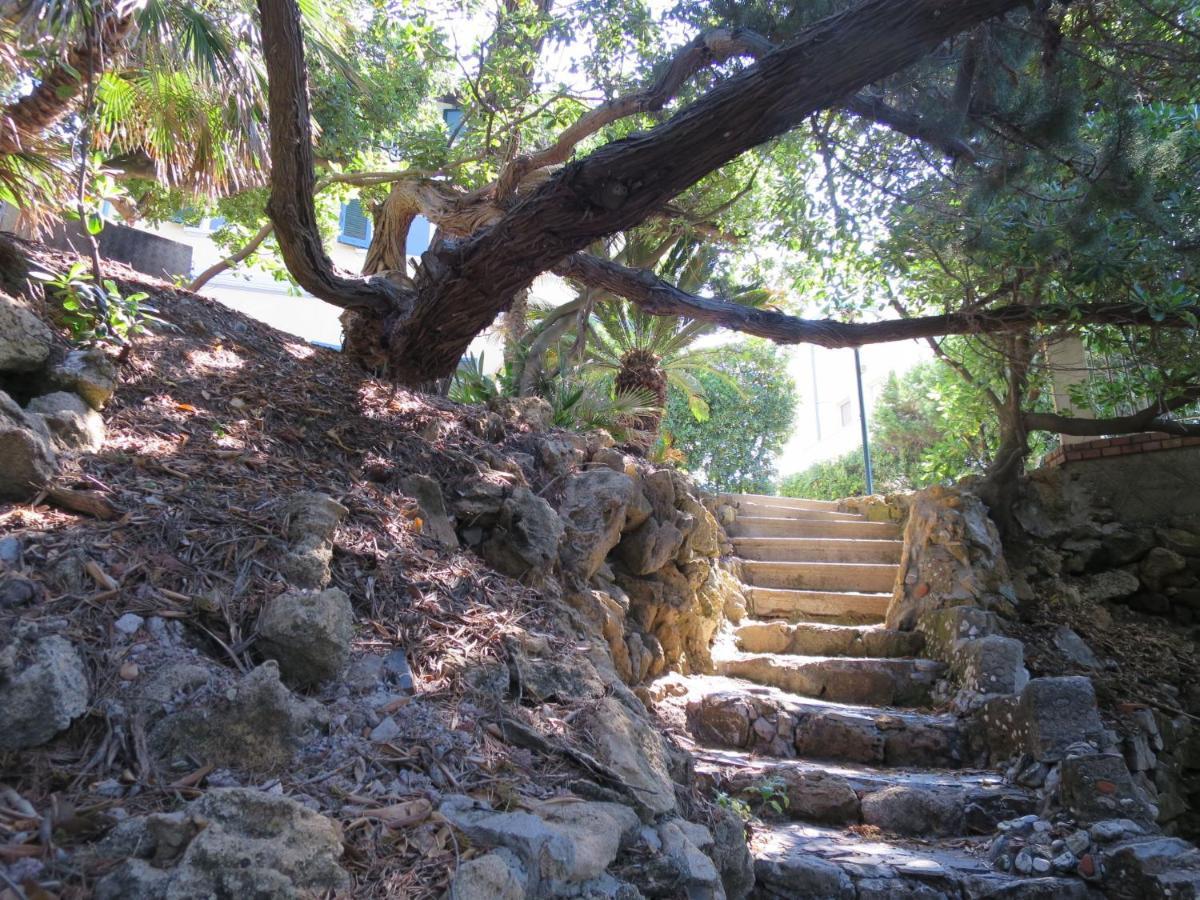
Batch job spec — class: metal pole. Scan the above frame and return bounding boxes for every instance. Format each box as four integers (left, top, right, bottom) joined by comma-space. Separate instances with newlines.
854, 347, 874, 495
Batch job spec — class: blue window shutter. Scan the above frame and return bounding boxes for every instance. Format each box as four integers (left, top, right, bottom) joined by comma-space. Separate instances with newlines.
208, 216, 227, 231
406, 215, 432, 256
338, 199, 373, 248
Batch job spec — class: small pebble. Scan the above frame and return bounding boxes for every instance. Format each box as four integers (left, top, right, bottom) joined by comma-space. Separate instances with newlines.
114, 613, 145, 635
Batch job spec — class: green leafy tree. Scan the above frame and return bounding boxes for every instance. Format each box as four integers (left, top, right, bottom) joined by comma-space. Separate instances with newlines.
661, 341, 795, 493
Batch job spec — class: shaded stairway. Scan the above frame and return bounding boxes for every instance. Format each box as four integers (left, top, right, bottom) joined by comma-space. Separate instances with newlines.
662, 493, 1088, 898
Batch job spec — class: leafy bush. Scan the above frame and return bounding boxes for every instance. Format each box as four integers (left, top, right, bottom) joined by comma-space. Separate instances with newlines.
33, 262, 163, 345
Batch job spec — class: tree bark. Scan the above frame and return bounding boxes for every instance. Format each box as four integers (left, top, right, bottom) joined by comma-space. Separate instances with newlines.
258, 0, 1028, 385
1023, 387, 1200, 437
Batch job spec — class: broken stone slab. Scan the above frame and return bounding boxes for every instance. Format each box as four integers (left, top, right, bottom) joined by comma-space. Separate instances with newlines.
1052, 625, 1101, 670
717, 654, 945, 707
50, 347, 117, 409
0, 389, 57, 501
25, 391, 104, 452
0, 291, 52, 372
91, 788, 349, 899
1020, 676, 1105, 762
439, 795, 639, 890
0, 625, 89, 750
257, 587, 354, 687
1060, 752, 1157, 827
481, 486, 563, 578
400, 473, 459, 548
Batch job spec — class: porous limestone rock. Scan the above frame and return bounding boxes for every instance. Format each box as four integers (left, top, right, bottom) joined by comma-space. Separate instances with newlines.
146, 661, 327, 771
400, 473, 459, 548
616, 517, 686, 576
0, 625, 89, 749
577, 696, 677, 815
277, 491, 347, 589
26, 390, 105, 452
51, 347, 117, 409
449, 849, 528, 900
558, 469, 652, 580
92, 788, 349, 898
0, 291, 52, 371
0, 389, 56, 500
257, 587, 354, 686
1076, 568, 1140, 604
1139, 547, 1188, 593
886, 485, 1016, 631
482, 487, 564, 578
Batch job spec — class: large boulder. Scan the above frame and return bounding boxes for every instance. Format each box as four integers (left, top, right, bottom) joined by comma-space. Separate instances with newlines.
50, 347, 117, 409
26, 391, 105, 452
558, 470, 652, 580
482, 487, 564, 578
257, 587, 354, 687
0, 389, 56, 500
1139, 547, 1189, 593
0, 291, 52, 371
0, 624, 89, 749
92, 788, 349, 898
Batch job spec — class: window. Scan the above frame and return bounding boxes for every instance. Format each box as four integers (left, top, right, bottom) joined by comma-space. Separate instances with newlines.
839, 399, 853, 428
338, 199, 373, 248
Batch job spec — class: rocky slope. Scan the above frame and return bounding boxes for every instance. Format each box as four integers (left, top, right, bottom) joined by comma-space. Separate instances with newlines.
0, 236, 751, 899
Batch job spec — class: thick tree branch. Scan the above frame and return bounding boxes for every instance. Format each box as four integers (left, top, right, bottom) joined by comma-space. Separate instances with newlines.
554, 253, 1200, 347
1024, 387, 1200, 437
843, 93, 975, 161
257, 0, 406, 315
494, 28, 776, 199
386, 0, 1030, 382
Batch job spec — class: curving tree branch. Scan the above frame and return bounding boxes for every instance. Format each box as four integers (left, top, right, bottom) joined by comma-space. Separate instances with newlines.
1024, 387, 1200, 437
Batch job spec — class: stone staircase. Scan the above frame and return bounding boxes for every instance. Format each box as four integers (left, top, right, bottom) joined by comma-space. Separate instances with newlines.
665, 493, 1090, 898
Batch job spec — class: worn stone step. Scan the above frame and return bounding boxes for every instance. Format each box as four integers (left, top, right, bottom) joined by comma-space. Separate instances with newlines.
742, 560, 900, 593
684, 678, 968, 768
721, 493, 842, 512
733, 536, 903, 564
715, 652, 944, 706
735, 620, 924, 658
735, 503, 867, 522
752, 824, 1091, 899
729, 516, 903, 540
748, 587, 889, 623
695, 750, 1036, 835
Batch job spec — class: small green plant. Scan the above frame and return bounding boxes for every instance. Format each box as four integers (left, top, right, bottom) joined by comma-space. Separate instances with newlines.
746, 776, 790, 817
32, 262, 164, 344
714, 791, 753, 822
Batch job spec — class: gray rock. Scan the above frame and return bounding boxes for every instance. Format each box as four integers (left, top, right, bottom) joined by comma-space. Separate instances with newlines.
25, 391, 105, 452
0, 627, 89, 749
709, 805, 754, 900
1103, 836, 1200, 898
559, 470, 652, 580
0, 389, 56, 500
578, 696, 677, 815
257, 588, 354, 686
0, 576, 40, 608
439, 795, 637, 890
0, 291, 52, 371
755, 850, 854, 899
482, 487, 564, 578
1102, 529, 1156, 566
1020, 677, 1105, 762
1052, 625, 1100, 669
1140, 547, 1189, 593
1077, 569, 1140, 604
92, 788, 349, 899
51, 348, 117, 409
400, 474, 458, 548
779, 770, 861, 824
658, 819, 724, 899
860, 785, 967, 837
369, 716, 401, 743
114, 612, 145, 635
536, 433, 586, 475
951, 634, 1029, 695
1089, 818, 1144, 843
146, 661, 327, 772
0, 535, 20, 567
917, 605, 999, 661
277, 491, 347, 589
449, 849, 528, 900
1060, 752, 1156, 826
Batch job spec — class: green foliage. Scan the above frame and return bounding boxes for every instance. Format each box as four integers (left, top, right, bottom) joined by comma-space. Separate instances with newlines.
32, 261, 164, 345
661, 341, 796, 494
713, 791, 752, 822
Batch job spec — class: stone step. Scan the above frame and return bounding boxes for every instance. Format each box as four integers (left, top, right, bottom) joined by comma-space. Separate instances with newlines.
752, 824, 1091, 899
715, 653, 944, 707
729, 516, 902, 540
735, 503, 866, 522
695, 750, 1036, 835
748, 587, 889, 624
733, 536, 903, 564
742, 560, 900, 593
684, 678, 968, 768
721, 493, 841, 512
735, 620, 924, 658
